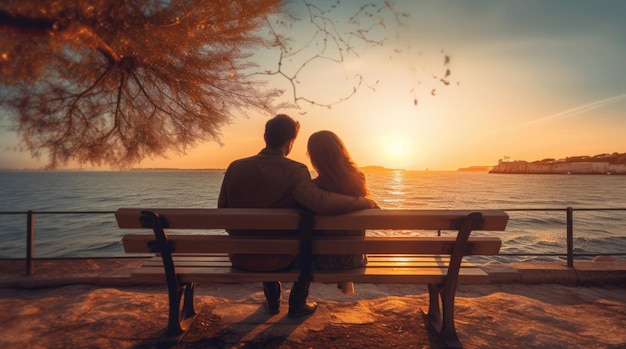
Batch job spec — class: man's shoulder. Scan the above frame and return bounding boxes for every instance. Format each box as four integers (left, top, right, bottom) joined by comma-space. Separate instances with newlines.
281, 156, 307, 167
226, 153, 266, 167
278, 157, 309, 174
229, 155, 257, 166
228, 153, 307, 170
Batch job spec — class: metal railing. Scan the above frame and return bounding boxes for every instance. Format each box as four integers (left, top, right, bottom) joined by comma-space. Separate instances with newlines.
1, 207, 626, 275
501, 207, 626, 267
1, 210, 115, 275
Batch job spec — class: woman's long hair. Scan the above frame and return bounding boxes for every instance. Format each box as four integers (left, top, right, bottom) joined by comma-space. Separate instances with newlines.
307, 130, 368, 197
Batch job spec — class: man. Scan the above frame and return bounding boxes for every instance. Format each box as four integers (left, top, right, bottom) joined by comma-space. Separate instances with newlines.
218, 114, 377, 318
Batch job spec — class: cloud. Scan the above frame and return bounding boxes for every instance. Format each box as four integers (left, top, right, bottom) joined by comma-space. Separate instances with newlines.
492, 92, 626, 133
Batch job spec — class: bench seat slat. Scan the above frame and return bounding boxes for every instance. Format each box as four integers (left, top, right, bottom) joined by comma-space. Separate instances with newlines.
143, 257, 232, 267
130, 265, 488, 285
366, 255, 451, 262
132, 254, 489, 284
131, 267, 301, 283
144, 260, 479, 268
139, 255, 481, 268
364, 261, 475, 268
313, 267, 490, 284
154, 254, 231, 260
143, 255, 231, 266
149, 253, 458, 263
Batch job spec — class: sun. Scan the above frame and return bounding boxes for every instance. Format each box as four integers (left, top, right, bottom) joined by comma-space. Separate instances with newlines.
370, 134, 416, 169
389, 140, 406, 158
381, 137, 416, 169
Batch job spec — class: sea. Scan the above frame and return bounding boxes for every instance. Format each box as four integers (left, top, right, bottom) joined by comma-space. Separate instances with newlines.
1, 170, 625, 262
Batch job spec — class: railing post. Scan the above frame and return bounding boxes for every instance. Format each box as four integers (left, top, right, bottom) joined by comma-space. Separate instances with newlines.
26, 210, 34, 275
566, 207, 574, 268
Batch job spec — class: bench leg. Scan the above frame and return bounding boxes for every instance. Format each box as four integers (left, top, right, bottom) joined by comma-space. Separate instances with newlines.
140, 210, 199, 337
166, 281, 197, 336
424, 212, 482, 348
427, 284, 442, 331
426, 283, 462, 349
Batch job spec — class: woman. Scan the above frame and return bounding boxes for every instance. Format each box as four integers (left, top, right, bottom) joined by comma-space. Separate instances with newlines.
307, 130, 374, 294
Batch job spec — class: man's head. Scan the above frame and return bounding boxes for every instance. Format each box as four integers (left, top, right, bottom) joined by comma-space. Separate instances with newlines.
264, 114, 300, 155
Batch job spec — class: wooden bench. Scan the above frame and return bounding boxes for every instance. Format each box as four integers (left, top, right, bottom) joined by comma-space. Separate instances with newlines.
116, 208, 508, 348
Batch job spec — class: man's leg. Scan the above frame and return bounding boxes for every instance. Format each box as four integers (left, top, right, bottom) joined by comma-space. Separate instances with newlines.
287, 281, 317, 318
263, 281, 281, 314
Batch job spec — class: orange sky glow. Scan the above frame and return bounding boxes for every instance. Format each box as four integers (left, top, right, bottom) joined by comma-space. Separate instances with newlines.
2, 1, 625, 171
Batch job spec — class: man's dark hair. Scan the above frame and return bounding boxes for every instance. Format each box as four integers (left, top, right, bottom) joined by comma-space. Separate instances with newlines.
264, 114, 300, 148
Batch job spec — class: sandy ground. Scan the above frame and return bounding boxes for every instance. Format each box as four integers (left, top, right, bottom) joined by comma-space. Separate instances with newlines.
0, 281, 625, 349
1, 258, 625, 348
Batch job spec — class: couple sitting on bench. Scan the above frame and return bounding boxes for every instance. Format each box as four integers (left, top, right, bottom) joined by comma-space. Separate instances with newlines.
218, 114, 378, 318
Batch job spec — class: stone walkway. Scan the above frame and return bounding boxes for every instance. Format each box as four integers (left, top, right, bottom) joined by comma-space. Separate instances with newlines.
0, 258, 625, 348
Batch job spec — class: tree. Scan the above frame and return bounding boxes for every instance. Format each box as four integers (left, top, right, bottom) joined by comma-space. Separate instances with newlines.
0, 0, 451, 168
1, 0, 286, 168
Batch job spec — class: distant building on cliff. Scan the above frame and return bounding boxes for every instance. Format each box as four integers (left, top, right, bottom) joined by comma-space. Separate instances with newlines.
489, 152, 626, 174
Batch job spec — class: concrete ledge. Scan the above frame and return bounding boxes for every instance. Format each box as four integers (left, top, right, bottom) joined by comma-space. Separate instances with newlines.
1, 258, 625, 289
481, 263, 522, 283
483, 259, 626, 286
575, 260, 626, 285
505, 262, 579, 284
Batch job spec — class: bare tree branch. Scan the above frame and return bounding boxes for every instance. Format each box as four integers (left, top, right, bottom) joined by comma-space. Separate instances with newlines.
0, 0, 453, 168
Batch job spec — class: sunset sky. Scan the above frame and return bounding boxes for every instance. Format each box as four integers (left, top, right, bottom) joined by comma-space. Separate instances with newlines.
2, 0, 625, 171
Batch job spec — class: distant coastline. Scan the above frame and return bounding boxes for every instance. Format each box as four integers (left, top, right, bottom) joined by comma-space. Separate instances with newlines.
360, 165, 403, 172
128, 168, 224, 171
489, 152, 626, 174
457, 165, 493, 172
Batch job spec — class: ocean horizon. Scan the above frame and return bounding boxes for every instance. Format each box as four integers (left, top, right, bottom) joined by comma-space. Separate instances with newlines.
1, 170, 625, 262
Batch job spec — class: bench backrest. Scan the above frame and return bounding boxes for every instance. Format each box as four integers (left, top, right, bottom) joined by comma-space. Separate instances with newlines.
115, 208, 509, 231
117, 208, 508, 256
